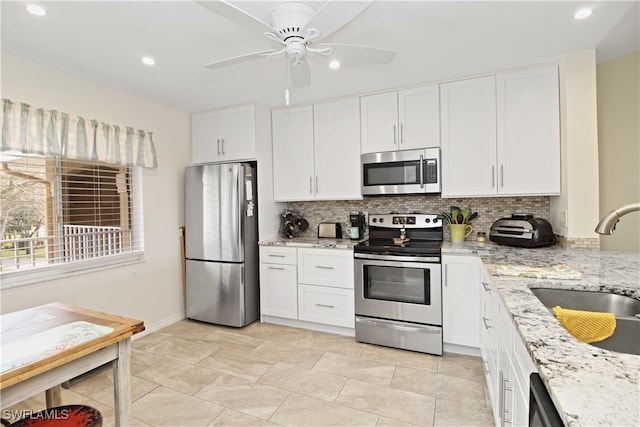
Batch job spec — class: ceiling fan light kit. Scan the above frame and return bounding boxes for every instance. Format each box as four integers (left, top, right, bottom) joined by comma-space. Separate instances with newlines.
198, 0, 397, 97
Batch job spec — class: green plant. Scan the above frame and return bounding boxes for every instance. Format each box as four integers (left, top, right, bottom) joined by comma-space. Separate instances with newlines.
440, 206, 478, 224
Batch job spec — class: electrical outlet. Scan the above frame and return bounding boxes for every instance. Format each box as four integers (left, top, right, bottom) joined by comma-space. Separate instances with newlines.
561, 210, 568, 227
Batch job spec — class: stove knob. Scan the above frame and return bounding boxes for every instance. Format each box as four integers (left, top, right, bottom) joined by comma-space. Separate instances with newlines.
372, 218, 377, 223
379, 218, 384, 223
425, 218, 431, 223
433, 217, 440, 224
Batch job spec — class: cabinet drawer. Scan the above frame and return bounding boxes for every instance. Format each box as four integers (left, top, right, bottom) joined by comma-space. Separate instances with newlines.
298, 284, 354, 328
297, 248, 354, 289
260, 246, 297, 265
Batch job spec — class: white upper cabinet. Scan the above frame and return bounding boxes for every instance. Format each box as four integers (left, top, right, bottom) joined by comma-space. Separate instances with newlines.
496, 66, 560, 195
441, 76, 497, 197
191, 104, 256, 164
272, 105, 315, 201
441, 66, 560, 197
313, 98, 361, 200
361, 85, 440, 153
272, 98, 362, 202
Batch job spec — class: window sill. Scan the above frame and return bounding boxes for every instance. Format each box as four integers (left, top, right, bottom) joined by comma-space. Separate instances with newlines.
0, 252, 145, 290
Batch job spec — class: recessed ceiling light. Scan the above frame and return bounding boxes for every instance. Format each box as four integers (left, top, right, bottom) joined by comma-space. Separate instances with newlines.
141, 56, 156, 66
329, 60, 341, 70
574, 8, 593, 19
26, 4, 46, 16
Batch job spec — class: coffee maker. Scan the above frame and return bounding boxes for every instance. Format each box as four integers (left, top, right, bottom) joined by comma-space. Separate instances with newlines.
349, 211, 366, 240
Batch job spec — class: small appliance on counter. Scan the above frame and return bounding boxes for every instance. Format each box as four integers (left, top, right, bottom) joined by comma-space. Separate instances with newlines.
318, 222, 342, 238
489, 214, 555, 248
348, 211, 366, 240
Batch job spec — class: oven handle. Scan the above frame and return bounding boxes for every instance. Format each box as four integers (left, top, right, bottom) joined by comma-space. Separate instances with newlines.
356, 317, 441, 333
354, 253, 440, 263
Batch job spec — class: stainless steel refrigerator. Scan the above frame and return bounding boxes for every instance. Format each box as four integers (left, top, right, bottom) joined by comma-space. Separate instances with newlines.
184, 162, 259, 327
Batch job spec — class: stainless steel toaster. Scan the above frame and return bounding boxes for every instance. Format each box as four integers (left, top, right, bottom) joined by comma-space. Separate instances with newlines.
489, 214, 555, 248
318, 222, 342, 239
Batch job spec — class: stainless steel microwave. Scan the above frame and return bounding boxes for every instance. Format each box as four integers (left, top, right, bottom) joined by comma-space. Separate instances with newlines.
361, 148, 441, 195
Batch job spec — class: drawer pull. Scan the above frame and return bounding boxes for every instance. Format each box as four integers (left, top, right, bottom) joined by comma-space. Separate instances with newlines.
315, 303, 335, 309
267, 266, 285, 270
268, 254, 286, 258
315, 265, 334, 270
482, 281, 491, 291
482, 316, 492, 329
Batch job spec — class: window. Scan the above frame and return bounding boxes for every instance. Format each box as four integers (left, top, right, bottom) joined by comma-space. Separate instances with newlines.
0, 152, 144, 286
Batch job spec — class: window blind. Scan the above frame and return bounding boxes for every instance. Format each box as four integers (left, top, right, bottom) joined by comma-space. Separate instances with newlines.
0, 152, 143, 278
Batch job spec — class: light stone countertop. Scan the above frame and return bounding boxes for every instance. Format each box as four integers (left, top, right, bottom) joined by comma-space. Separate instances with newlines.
259, 237, 362, 250
443, 241, 640, 427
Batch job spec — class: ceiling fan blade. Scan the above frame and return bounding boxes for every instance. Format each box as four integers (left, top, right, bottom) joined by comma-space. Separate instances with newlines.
315, 43, 397, 65
290, 58, 311, 88
203, 50, 278, 69
303, 1, 374, 41
195, 0, 274, 34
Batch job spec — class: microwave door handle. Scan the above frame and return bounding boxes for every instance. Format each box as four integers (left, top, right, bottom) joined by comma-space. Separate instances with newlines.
419, 154, 424, 188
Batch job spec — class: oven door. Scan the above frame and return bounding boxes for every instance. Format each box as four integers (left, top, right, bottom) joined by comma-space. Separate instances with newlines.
354, 254, 442, 325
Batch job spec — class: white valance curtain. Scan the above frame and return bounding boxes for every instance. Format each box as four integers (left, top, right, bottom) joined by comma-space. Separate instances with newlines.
1, 98, 157, 168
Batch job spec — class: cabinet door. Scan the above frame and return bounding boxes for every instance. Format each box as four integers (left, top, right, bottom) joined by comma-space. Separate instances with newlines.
442, 255, 480, 348
297, 248, 354, 289
272, 106, 315, 201
191, 111, 223, 164
360, 91, 399, 153
313, 98, 362, 200
440, 76, 497, 197
220, 104, 256, 161
398, 85, 440, 149
260, 263, 298, 319
497, 66, 560, 195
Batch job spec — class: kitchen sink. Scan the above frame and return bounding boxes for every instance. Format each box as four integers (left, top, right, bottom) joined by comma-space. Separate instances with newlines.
530, 287, 640, 355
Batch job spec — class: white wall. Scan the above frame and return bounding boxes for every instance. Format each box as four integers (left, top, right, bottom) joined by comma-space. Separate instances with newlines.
1, 53, 191, 333
597, 51, 640, 252
550, 50, 600, 239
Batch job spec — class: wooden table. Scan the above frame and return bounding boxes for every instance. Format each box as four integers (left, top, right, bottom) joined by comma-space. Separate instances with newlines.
0, 302, 144, 426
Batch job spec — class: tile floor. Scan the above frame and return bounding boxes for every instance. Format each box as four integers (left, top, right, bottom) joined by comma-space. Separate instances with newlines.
4, 320, 495, 426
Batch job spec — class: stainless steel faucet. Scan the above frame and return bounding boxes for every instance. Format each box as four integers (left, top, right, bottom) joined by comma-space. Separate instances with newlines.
595, 202, 640, 235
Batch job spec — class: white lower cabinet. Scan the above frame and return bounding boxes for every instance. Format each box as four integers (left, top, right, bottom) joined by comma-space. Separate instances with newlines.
259, 246, 298, 319
480, 265, 537, 427
259, 246, 354, 331
442, 254, 481, 349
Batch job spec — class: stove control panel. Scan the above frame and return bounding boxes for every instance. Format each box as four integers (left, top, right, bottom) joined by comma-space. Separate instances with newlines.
369, 214, 441, 228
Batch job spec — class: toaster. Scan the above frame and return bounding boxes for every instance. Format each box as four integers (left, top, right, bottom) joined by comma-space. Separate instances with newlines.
318, 222, 342, 239
489, 214, 555, 248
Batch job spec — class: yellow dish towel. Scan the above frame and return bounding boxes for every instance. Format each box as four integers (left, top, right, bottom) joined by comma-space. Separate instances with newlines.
552, 306, 616, 343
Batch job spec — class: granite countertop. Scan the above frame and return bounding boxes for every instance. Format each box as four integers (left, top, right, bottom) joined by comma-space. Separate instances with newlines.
443, 241, 640, 427
259, 237, 362, 249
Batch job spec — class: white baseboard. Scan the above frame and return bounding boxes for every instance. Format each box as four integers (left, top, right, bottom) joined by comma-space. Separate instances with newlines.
132, 311, 185, 340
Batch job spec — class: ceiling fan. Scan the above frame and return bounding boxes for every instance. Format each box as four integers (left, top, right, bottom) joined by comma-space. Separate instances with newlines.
196, 0, 397, 90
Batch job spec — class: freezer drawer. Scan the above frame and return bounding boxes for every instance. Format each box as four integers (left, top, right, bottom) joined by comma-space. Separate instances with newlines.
355, 316, 443, 355
186, 259, 257, 327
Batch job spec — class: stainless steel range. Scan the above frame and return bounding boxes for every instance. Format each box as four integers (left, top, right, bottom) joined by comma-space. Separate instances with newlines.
353, 213, 443, 355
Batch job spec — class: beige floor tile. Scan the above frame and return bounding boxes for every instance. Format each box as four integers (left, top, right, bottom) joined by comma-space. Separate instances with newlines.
67, 369, 158, 407
437, 353, 484, 381
259, 362, 347, 401
232, 321, 311, 344
201, 329, 267, 354
313, 352, 396, 386
433, 397, 495, 426
136, 356, 224, 395
209, 408, 281, 426
132, 386, 224, 426
375, 417, 414, 427
360, 344, 439, 373
391, 366, 486, 404
297, 330, 368, 358
130, 348, 170, 376
251, 340, 324, 369
156, 319, 229, 340
269, 393, 379, 426
195, 373, 290, 420
336, 379, 435, 426
143, 335, 218, 364
132, 332, 173, 351
197, 348, 274, 381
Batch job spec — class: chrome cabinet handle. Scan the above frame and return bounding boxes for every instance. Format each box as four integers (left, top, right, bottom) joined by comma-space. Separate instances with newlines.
315, 303, 334, 308
499, 371, 505, 424
393, 124, 397, 145
491, 165, 495, 188
502, 375, 512, 425
315, 176, 319, 193
309, 177, 313, 194
221, 138, 225, 155
216, 138, 221, 155
500, 164, 504, 187
268, 254, 285, 257
419, 154, 425, 189
443, 263, 448, 286
482, 316, 491, 330
315, 265, 334, 270
400, 123, 404, 144
267, 266, 285, 270
482, 281, 491, 291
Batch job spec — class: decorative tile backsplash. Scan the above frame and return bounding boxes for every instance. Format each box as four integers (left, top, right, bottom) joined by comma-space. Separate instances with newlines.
287, 195, 551, 241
